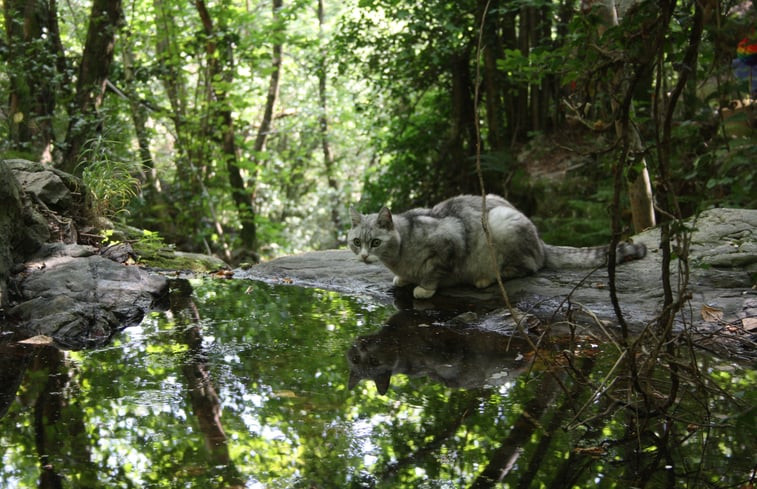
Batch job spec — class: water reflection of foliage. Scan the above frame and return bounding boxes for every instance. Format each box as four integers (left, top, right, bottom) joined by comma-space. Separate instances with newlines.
0, 279, 754, 488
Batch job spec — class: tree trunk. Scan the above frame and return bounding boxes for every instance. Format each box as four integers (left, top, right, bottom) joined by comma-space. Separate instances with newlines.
121, 42, 155, 183
60, 0, 123, 175
3, 0, 63, 163
33, 347, 98, 488
239, 0, 284, 244
252, 0, 284, 160
480, 0, 506, 153
444, 50, 477, 197
593, 0, 656, 232
318, 0, 341, 244
170, 281, 245, 486
515, 6, 530, 138
500, 9, 517, 144
469, 369, 563, 488
195, 0, 251, 257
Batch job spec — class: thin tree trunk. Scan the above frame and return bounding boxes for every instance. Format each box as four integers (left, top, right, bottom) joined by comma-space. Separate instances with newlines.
170, 280, 245, 487
121, 42, 156, 182
500, 10, 517, 144
594, 0, 656, 232
60, 0, 123, 174
235, 0, 283, 248
317, 0, 341, 243
195, 0, 250, 257
480, 0, 505, 153
33, 347, 99, 488
469, 370, 562, 488
252, 0, 283, 159
515, 6, 531, 137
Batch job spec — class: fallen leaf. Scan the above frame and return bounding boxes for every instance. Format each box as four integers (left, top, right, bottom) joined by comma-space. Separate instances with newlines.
18, 335, 54, 346
701, 304, 723, 322
742, 317, 757, 332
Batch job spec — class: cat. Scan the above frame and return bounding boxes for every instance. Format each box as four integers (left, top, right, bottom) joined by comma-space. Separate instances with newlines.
347, 309, 537, 394
348, 194, 646, 299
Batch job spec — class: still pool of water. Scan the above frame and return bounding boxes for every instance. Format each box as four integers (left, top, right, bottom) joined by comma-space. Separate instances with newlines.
1, 278, 755, 488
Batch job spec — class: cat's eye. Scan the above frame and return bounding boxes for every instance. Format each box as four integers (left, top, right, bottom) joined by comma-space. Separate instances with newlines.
352, 238, 361, 247
370, 239, 381, 248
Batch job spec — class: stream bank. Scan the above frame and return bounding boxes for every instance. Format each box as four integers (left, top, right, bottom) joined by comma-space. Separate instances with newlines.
1, 158, 755, 360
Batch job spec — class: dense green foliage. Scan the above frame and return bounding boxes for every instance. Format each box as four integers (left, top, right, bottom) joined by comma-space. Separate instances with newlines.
1, 0, 755, 257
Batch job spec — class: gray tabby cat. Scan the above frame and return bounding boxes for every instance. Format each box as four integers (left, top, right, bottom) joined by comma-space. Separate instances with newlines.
348, 194, 646, 299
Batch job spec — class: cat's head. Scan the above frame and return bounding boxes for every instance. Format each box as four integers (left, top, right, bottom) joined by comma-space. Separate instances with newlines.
347, 206, 400, 264
346, 336, 397, 395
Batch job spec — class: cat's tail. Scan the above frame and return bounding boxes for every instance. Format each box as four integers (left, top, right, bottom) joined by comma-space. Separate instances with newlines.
542, 242, 647, 269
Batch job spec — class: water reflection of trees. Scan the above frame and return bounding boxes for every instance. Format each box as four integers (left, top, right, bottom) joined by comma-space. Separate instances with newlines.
0, 280, 753, 488
345, 303, 755, 489
0, 343, 98, 488
170, 279, 246, 487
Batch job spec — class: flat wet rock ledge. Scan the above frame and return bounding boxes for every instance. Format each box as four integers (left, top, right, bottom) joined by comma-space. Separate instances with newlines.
239, 207, 757, 350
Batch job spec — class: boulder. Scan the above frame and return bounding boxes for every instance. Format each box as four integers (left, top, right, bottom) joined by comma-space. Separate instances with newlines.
0, 161, 50, 306
4, 158, 83, 212
4, 243, 168, 349
0, 159, 169, 349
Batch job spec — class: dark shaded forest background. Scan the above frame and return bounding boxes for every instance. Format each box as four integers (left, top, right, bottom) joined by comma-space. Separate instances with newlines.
2, 0, 755, 263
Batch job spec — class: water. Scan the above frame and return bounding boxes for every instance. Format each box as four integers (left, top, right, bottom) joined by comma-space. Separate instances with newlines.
1, 279, 755, 488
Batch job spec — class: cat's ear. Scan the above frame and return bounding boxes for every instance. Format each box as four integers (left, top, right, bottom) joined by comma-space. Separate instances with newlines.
372, 372, 392, 395
377, 207, 394, 230
349, 207, 362, 227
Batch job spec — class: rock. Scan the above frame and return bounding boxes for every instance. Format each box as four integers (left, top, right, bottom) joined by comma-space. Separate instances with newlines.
168, 251, 230, 272
237, 208, 757, 337
4, 244, 168, 349
4, 159, 83, 212
101, 242, 138, 263
687, 208, 757, 270
0, 161, 50, 306
242, 249, 393, 299
0, 159, 214, 350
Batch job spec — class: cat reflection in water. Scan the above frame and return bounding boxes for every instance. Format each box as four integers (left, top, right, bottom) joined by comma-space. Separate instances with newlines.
348, 194, 646, 299
347, 310, 537, 395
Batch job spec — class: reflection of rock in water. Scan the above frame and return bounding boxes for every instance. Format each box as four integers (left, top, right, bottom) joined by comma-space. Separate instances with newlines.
0, 344, 35, 420
347, 309, 543, 394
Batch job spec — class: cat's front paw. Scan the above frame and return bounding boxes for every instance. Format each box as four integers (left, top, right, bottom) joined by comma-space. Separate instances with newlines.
392, 276, 409, 287
413, 285, 436, 299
